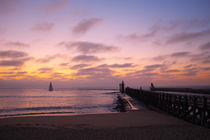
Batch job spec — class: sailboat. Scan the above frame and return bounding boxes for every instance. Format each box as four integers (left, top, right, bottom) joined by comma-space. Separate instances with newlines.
49, 82, 54, 91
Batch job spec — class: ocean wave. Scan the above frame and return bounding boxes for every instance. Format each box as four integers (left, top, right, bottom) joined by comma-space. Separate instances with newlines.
0, 105, 113, 113
0, 111, 75, 118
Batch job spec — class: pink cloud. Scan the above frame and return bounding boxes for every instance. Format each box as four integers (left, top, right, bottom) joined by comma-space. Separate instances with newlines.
0, 50, 28, 58
59, 41, 118, 54
4, 41, 30, 48
72, 55, 101, 62
72, 18, 103, 35
31, 22, 54, 32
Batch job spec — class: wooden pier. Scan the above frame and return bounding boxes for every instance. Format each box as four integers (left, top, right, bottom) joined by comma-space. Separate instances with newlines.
125, 87, 210, 128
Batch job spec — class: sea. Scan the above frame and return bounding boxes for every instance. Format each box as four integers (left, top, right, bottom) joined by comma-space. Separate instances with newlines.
0, 88, 125, 118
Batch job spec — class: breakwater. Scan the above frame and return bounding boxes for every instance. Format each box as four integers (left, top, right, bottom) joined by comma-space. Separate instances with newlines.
125, 87, 210, 128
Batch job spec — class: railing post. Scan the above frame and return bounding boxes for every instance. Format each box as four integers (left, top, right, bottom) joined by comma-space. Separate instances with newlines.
201, 96, 207, 126
184, 95, 188, 119
178, 95, 182, 117
193, 97, 197, 123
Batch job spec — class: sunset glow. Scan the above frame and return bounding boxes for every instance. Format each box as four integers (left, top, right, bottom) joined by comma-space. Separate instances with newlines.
0, 0, 210, 88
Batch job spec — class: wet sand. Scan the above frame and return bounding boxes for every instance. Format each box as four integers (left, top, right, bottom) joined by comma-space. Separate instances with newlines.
0, 110, 210, 140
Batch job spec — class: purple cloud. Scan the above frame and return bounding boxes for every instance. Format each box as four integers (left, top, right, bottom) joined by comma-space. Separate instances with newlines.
145, 64, 164, 69
59, 41, 118, 54
109, 63, 134, 68
202, 67, 210, 71
0, 60, 24, 66
59, 63, 69, 67
31, 22, 54, 32
200, 42, 210, 50
166, 29, 210, 44
182, 68, 198, 76
190, 52, 210, 64
0, 72, 14, 74
165, 69, 180, 73
38, 67, 53, 74
152, 55, 168, 61
118, 22, 176, 42
0, 50, 28, 58
72, 18, 103, 35
36, 54, 62, 63
71, 64, 89, 69
72, 55, 101, 62
38, 0, 69, 13
171, 52, 190, 57
98, 63, 134, 68
4, 41, 30, 48
75, 67, 113, 79
17, 71, 27, 74
119, 29, 158, 42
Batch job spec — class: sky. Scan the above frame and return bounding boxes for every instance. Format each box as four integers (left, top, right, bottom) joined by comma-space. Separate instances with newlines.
0, 0, 210, 88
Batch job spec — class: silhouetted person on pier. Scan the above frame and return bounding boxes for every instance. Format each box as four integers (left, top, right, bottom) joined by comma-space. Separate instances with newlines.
49, 82, 54, 91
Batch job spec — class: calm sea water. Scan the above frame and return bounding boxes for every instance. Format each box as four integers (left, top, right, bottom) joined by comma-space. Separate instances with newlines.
0, 89, 120, 118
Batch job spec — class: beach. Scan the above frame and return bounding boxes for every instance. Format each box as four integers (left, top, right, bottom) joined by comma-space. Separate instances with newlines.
1, 110, 210, 140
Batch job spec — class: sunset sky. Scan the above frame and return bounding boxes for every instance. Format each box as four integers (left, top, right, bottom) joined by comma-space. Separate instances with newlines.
0, 0, 210, 88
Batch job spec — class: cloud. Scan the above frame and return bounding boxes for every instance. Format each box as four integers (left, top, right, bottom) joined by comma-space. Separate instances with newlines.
184, 64, 194, 68
72, 18, 103, 35
59, 41, 118, 54
59, 63, 69, 67
98, 63, 135, 69
190, 52, 210, 64
31, 22, 54, 32
200, 42, 210, 50
202, 67, 210, 71
170, 52, 190, 57
0, 50, 28, 58
119, 17, 210, 43
38, 67, 53, 74
172, 17, 210, 29
0, 50, 31, 67
72, 55, 101, 62
0, 60, 24, 66
118, 22, 176, 42
166, 29, 210, 44
0, 0, 25, 15
71, 63, 134, 71
152, 51, 191, 62
38, 0, 69, 13
75, 67, 113, 79
145, 64, 164, 69
17, 71, 27, 74
182, 68, 198, 76
4, 41, 30, 48
109, 63, 134, 68
165, 69, 180, 73
0, 72, 14, 74
119, 28, 158, 42
134, 64, 167, 76
36, 54, 62, 63
141, 72, 160, 76
152, 55, 168, 61
71, 64, 89, 69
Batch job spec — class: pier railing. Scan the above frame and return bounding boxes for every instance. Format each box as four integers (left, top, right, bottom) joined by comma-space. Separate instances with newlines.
125, 87, 210, 128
